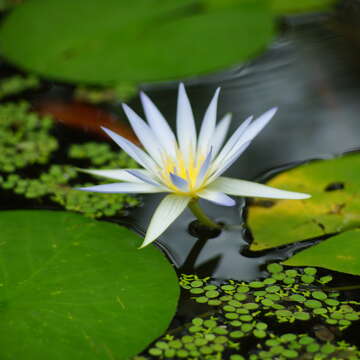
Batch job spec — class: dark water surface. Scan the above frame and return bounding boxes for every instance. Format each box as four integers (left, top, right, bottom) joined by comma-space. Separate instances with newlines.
3, 8, 360, 281
125, 12, 360, 280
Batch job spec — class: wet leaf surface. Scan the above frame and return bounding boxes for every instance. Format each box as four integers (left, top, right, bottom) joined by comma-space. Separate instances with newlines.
284, 229, 360, 275
248, 153, 360, 251
0, 0, 274, 84
272, 0, 335, 14
0, 210, 179, 359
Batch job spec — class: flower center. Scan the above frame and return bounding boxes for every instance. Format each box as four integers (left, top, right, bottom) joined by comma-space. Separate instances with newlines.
160, 150, 208, 194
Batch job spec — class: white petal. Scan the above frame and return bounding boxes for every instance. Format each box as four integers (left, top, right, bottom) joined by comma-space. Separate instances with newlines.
75, 182, 166, 194
212, 115, 253, 169
126, 169, 160, 186
79, 169, 150, 182
196, 148, 212, 186
212, 108, 277, 172
140, 92, 177, 158
176, 83, 196, 163
197, 88, 220, 155
101, 127, 158, 174
206, 141, 251, 183
122, 104, 163, 164
208, 177, 311, 200
140, 194, 190, 248
212, 113, 232, 157
170, 173, 189, 191
239, 107, 277, 145
197, 189, 236, 206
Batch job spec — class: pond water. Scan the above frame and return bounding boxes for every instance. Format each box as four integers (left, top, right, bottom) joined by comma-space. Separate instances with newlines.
1, 4, 360, 357
124, 11, 360, 280
3, 8, 360, 283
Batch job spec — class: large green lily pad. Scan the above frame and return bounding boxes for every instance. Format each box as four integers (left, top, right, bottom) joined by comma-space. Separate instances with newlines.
0, 0, 274, 84
284, 229, 360, 275
272, 0, 335, 14
248, 153, 360, 251
0, 210, 179, 359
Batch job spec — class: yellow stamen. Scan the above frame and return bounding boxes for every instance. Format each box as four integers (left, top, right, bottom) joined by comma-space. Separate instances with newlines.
159, 148, 209, 195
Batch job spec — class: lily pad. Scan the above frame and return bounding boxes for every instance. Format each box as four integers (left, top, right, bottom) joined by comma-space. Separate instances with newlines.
284, 230, 360, 276
0, 0, 274, 84
272, 0, 335, 14
0, 210, 179, 359
248, 153, 360, 251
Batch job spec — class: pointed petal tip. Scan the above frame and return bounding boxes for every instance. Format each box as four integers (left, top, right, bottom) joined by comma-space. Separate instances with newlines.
139, 91, 155, 105
75, 167, 105, 176
276, 192, 311, 200
279, 191, 311, 200
73, 186, 88, 192
268, 107, 278, 116
138, 240, 151, 249
121, 102, 130, 111
295, 193, 311, 200
141, 194, 190, 250
209, 177, 312, 201
101, 126, 113, 136
178, 82, 190, 96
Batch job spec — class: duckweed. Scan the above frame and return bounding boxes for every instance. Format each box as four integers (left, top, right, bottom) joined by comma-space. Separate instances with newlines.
0, 102, 140, 217
0, 75, 39, 100
0, 102, 57, 172
146, 266, 360, 359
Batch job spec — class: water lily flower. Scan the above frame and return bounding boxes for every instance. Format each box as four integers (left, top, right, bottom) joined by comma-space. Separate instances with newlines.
77, 84, 310, 248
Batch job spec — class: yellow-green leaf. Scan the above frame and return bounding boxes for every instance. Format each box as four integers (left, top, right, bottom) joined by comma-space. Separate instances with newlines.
248, 153, 360, 251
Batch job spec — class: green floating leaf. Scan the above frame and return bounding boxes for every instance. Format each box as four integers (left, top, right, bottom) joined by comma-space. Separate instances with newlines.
248, 153, 360, 251
0, 0, 274, 84
272, 0, 335, 14
0, 210, 179, 359
284, 229, 360, 275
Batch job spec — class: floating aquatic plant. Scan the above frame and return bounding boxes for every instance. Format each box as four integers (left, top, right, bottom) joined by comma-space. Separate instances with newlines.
253, 333, 359, 360
142, 264, 360, 359
0, 102, 140, 217
78, 84, 310, 248
0, 75, 39, 100
74, 82, 137, 104
0, 102, 57, 172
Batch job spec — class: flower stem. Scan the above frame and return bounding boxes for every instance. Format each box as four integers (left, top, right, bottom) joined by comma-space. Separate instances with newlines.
188, 199, 222, 229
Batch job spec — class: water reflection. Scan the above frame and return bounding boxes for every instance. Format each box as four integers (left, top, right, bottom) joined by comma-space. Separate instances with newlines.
128, 15, 360, 280
129, 195, 265, 280
3, 11, 359, 281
